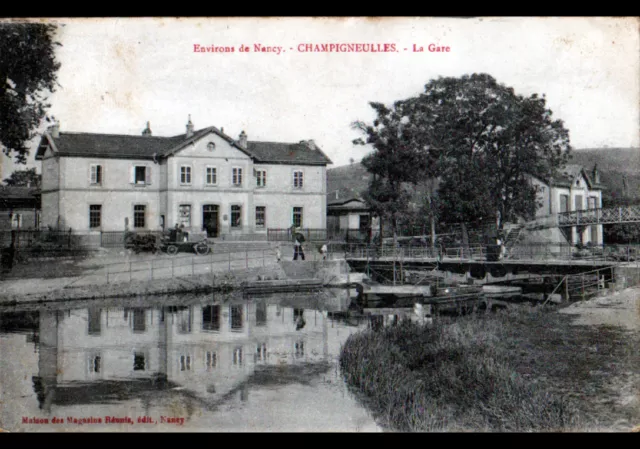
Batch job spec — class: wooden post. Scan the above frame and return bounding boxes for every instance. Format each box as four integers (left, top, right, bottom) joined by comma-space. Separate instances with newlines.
400, 249, 404, 285
611, 266, 614, 287
565, 276, 569, 301
393, 253, 396, 286
366, 247, 369, 278
345, 251, 350, 286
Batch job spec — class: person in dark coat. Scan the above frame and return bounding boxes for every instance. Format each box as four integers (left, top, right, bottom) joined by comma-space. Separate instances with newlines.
293, 228, 305, 261
2, 242, 15, 273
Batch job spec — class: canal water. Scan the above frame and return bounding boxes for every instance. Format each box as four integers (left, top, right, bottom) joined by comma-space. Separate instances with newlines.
0, 289, 382, 432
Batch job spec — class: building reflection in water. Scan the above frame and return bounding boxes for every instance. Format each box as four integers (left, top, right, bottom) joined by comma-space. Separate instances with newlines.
30, 298, 337, 416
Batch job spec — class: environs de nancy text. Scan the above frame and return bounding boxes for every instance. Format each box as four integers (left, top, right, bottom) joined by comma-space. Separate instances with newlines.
193, 43, 451, 54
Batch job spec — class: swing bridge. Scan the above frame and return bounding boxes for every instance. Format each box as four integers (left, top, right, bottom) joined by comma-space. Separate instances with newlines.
341, 204, 640, 303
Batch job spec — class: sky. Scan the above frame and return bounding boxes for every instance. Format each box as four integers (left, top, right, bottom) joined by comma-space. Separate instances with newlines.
2, 17, 639, 179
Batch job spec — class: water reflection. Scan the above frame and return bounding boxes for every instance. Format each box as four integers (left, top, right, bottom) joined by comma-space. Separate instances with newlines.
0, 290, 381, 432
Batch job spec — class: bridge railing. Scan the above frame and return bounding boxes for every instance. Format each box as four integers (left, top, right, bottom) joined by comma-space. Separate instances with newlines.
344, 242, 640, 264
558, 205, 640, 226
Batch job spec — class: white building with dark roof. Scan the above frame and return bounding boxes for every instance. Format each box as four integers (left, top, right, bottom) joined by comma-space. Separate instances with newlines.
527, 163, 604, 245
35, 119, 332, 237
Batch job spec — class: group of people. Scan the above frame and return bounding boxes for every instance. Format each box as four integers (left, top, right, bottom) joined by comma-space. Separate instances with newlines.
275, 226, 327, 262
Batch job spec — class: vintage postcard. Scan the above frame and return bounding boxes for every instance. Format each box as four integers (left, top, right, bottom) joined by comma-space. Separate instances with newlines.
0, 17, 639, 433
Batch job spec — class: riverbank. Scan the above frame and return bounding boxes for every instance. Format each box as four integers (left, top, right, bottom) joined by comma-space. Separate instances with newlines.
340, 288, 640, 432
0, 265, 289, 306
0, 242, 356, 305
0, 252, 356, 306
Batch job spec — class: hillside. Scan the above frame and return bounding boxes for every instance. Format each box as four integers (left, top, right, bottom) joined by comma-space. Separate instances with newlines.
326, 163, 371, 203
328, 148, 640, 204
569, 148, 640, 201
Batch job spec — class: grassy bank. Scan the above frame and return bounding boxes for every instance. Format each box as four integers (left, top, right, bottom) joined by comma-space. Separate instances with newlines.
340, 305, 640, 432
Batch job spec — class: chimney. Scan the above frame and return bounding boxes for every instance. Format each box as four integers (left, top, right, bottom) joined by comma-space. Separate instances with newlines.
238, 130, 247, 149
48, 120, 60, 138
306, 139, 317, 151
592, 163, 600, 184
221, 127, 224, 134
142, 121, 152, 136
185, 115, 194, 139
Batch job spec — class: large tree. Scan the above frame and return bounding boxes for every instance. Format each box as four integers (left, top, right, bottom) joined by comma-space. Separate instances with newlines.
352, 101, 429, 246
3, 167, 41, 187
403, 73, 572, 231
0, 23, 61, 164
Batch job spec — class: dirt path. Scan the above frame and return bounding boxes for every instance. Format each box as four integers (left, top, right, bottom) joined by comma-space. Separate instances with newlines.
560, 287, 640, 432
560, 287, 640, 331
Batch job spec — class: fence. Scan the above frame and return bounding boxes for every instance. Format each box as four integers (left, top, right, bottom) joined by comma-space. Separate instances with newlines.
64, 242, 337, 286
267, 228, 327, 242
100, 231, 163, 248
69, 248, 279, 286
543, 265, 618, 305
1, 228, 76, 249
4, 227, 639, 265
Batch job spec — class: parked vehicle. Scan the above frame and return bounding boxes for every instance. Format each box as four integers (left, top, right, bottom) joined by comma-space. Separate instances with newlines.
125, 233, 160, 254
160, 228, 211, 256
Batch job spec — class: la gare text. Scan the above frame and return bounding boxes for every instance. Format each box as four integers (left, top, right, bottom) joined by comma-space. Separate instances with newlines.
193, 43, 451, 54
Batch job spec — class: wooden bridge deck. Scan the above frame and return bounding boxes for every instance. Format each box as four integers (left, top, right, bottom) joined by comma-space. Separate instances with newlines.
347, 256, 615, 268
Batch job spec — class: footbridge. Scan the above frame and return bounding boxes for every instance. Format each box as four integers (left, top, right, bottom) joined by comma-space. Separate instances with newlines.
528, 205, 640, 229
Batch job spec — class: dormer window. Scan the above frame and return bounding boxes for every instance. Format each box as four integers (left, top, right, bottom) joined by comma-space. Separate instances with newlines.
207, 142, 216, 152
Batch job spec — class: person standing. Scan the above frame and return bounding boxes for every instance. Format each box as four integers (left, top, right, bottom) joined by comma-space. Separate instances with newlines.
320, 243, 328, 261
293, 229, 305, 261
497, 235, 505, 260
2, 241, 15, 273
